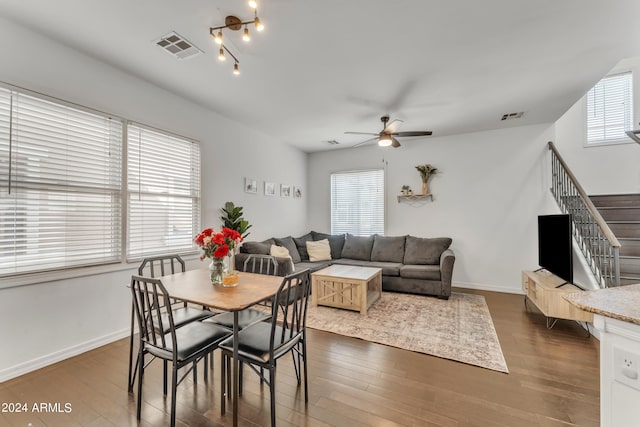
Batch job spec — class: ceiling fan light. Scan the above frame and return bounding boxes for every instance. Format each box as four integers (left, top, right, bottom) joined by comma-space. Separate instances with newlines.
214, 30, 223, 45
243, 27, 250, 42
255, 16, 264, 31
248, 0, 257, 9
378, 135, 392, 147
233, 62, 240, 75
218, 47, 226, 61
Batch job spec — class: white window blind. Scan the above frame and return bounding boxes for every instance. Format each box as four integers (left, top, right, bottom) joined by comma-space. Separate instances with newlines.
127, 123, 200, 259
0, 88, 122, 276
587, 72, 633, 144
331, 169, 384, 236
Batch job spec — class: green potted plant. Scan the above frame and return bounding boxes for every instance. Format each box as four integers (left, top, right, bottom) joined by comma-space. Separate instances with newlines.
220, 201, 252, 239
401, 185, 410, 195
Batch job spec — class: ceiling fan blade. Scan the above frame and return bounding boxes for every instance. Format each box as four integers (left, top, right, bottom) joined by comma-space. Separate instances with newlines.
391, 130, 433, 137
345, 131, 378, 135
352, 136, 378, 148
383, 119, 404, 134
391, 137, 401, 148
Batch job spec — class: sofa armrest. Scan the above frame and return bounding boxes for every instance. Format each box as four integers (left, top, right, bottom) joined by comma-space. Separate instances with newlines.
439, 249, 455, 294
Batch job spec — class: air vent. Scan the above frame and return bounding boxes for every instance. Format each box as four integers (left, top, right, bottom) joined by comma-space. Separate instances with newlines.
326, 140, 340, 145
155, 31, 202, 60
501, 111, 524, 121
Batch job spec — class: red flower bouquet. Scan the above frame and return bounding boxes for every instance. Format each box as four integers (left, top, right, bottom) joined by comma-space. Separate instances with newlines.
194, 227, 243, 260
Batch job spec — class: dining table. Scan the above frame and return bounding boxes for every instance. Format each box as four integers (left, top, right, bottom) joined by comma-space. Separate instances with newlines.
158, 267, 282, 427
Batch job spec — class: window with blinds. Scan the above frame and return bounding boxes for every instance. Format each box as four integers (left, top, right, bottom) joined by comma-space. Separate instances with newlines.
127, 123, 201, 260
331, 169, 384, 236
586, 71, 634, 144
0, 87, 122, 276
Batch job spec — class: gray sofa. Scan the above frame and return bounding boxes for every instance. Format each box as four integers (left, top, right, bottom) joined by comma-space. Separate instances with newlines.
236, 231, 455, 299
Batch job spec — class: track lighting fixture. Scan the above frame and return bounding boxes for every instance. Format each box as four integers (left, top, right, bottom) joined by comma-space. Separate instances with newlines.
209, 5, 265, 74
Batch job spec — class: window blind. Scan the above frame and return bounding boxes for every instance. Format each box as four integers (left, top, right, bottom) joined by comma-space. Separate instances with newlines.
331, 169, 384, 236
0, 89, 122, 276
587, 72, 633, 144
127, 123, 200, 259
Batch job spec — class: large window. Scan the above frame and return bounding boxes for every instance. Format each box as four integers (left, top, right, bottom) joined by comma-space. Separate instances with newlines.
127, 124, 201, 259
586, 71, 634, 145
0, 85, 201, 278
331, 169, 384, 236
0, 87, 122, 275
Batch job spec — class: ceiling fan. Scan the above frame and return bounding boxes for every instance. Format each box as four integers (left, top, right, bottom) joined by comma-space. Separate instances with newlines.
345, 115, 433, 148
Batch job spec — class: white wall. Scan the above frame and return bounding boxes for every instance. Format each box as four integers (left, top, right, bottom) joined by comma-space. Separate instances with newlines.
308, 124, 559, 294
554, 57, 640, 194
0, 17, 307, 381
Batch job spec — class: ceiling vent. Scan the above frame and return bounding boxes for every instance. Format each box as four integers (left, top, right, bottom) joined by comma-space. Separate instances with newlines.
501, 111, 524, 121
155, 31, 202, 60
326, 140, 340, 145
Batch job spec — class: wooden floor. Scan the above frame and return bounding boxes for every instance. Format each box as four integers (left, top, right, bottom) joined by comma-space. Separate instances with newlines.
0, 288, 600, 426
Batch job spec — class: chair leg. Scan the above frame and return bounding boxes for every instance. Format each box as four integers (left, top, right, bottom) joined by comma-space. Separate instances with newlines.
170, 365, 178, 427
136, 350, 144, 420
163, 360, 168, 395
269, 364, 277, 427
239, 361, 243, 395
220, 353, 227, 415
127, 303, 137, 392
193, 361, 198, 384
302, 339, 308, 402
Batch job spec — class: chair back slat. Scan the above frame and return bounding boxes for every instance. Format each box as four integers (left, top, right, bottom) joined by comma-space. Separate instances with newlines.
130, 275, 178, 361
243, 254, 278, 276
138, 255, 186, 278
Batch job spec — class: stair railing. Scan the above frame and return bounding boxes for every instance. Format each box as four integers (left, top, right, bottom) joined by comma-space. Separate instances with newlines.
548, 141, 621, 288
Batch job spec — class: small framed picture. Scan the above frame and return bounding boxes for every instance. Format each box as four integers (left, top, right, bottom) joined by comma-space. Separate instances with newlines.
245, 177, 258, 194
293, 186, 302, 198
280, 184, 291, 197
264, 181, 276, 196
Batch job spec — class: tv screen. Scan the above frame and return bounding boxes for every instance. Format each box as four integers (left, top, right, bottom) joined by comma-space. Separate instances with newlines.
538, 214, 573, 284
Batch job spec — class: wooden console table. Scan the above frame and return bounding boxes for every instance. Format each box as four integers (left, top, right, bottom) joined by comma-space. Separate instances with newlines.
522, 270, 593, 328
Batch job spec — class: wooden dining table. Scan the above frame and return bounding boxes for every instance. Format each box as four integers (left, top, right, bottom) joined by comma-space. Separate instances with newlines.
158, 268, 282, 427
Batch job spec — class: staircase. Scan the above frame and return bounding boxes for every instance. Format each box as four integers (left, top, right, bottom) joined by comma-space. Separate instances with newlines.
590, 194, 640, 286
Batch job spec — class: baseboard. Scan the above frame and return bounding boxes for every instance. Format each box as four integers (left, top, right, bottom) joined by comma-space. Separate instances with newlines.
454, 281, 525, 295
0, 328, 129, 383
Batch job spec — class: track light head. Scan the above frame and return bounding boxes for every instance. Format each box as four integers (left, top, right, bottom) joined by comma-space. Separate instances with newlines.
254, 16, 264, 31
214, 30, 223, 45
233, 63, 240, 75
243, 26, 250, 42
248, 0, 257, 9
218, 47, 226, 61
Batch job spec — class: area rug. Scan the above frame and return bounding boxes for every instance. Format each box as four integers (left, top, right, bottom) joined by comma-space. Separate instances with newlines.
306, 292, 509, 373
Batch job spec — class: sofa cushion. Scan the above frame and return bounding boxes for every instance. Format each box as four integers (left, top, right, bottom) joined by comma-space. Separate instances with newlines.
274, 236, 301, 263
293, 232, 313, 261
294, 260, 332, 273
399, 264, 441, 281
240, 241, 271, 255
332, 258, 402, 276
311, 231, 345, 259
371, 235, 406, 263
340, 234, 374, 261
270, 245, 295, 272
403, 236, 452, 265
306, 239, 332, 262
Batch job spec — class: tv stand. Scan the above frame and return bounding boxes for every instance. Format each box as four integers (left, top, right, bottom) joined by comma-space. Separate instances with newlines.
522, 270, 593, 329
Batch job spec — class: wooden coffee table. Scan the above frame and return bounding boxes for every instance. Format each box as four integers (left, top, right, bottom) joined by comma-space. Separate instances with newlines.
311, 264, 382, 315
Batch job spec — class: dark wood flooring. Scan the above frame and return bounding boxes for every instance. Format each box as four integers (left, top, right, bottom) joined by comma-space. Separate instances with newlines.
0, 288, 600, 426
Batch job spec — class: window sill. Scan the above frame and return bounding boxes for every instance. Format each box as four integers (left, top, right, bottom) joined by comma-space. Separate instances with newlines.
584, 139, 634, 148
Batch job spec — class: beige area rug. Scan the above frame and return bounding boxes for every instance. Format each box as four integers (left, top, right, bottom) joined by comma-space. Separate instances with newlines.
306, 292, 509, 373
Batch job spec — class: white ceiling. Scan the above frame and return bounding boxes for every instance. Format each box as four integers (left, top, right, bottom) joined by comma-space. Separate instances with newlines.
1, 0, 639, 152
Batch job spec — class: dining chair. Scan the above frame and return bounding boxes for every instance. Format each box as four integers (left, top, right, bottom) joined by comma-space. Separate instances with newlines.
127, 255, 213, 392
218, 269, 311, 426
243, 254, 278, 276
130, 275, 231, 427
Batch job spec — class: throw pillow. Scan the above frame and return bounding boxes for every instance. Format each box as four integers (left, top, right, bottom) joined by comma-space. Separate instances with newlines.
340, 233, 374, 261
403, 236, 452, 265
270, 244, 295, 272
273, 236, 302, 263
370, 235, 407, 263
293, 232, 313, 261
240, 241, 271, 255
311, 231, 346, 259
306, 239, 332, 262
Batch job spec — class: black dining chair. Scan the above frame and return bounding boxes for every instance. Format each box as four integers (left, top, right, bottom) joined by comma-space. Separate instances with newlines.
130, 275, 231, 427
127, 255, 213, 392
218, 269, 311, 426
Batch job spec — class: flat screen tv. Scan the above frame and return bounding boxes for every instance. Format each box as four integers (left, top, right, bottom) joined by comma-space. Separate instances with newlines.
538, 214, 573, 284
